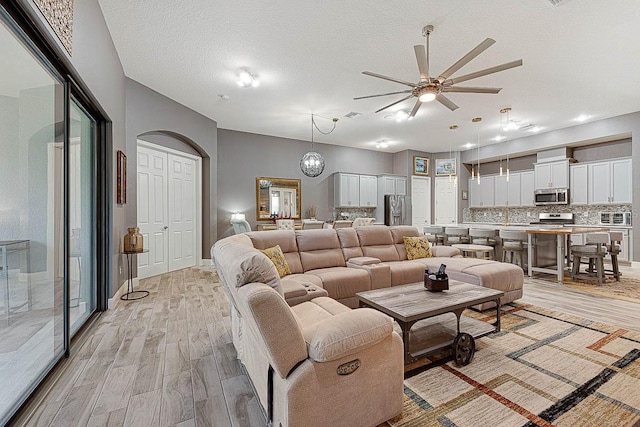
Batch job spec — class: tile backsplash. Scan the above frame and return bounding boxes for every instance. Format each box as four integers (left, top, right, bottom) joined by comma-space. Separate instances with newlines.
463, 204, 633, 225
332, 207, 376, 220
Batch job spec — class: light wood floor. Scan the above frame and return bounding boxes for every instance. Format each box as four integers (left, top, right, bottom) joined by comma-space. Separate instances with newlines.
12, 265, 640, 427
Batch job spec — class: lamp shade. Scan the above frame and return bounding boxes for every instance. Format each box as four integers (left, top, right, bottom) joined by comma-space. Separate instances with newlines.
231, 212, 245, 221
300, 151, 325, 177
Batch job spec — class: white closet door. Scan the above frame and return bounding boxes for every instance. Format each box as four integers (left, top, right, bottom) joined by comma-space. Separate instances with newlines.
411, 176, 431, 227
434, 177, 457, 224
168, 154, 196, 271
137, 146, 169, 279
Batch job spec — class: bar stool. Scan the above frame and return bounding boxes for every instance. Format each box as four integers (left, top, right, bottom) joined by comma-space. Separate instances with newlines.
606, 231, 622, 281
469, 229, 498, 246
423, 225, 445, 245
499, 230, 528, 268
444, 227, 469, 245
571, 232, 609, 285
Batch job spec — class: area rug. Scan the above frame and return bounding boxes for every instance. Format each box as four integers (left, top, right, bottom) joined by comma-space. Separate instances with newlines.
387, 303, 640, 427
561, 276, 640, 304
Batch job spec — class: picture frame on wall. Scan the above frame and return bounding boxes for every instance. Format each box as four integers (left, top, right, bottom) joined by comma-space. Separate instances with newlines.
117, 150, 127, 205
435, 158, 457, 176
413, 156, 430, 176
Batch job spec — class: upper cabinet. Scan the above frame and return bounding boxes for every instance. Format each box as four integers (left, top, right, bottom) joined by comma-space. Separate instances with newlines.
334, 173, 360, 207
359, 175, 377, 207
378, 175, 406, 196
534, 160, 569, 189
468, 175, 495, 207
494, 173, 522, 207
588, 158, 632, 204
520, 171, 535, 206
570, 164, 588, 205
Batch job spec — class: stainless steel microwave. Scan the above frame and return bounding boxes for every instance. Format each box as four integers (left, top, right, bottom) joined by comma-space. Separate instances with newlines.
534, 188, 569, 206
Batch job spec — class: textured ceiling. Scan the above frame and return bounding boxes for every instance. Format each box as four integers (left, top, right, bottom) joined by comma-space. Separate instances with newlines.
98, 0, 640, 153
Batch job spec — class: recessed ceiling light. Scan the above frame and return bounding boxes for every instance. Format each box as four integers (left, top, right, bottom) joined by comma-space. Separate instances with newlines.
463, 142, 475, 149
218, 94, 230, 101
493, 135, 506, 142
528, 126, 543, 133
574, 114, 591, 122
237, 70, 259, 88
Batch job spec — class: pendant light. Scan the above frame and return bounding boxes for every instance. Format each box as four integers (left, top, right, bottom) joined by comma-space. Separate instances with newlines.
449, 125, 458, 187
300, 114, 337, 178
472, 117, 482, 184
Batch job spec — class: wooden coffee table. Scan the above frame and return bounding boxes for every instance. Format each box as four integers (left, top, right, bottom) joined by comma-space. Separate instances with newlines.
356, 281, 503, 372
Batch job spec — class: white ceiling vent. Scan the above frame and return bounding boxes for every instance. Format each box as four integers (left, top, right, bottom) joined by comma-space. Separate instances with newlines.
544, 0, 574, 6
344, 112, 362, 119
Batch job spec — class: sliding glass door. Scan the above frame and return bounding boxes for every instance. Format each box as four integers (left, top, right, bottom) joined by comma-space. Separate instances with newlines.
0, 8, 102, 424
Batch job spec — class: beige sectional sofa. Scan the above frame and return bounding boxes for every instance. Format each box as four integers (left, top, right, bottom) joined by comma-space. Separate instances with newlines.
246, 225, 523, 310
211, 225, 524, 426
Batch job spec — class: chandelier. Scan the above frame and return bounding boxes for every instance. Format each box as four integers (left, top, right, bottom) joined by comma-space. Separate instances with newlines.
300, 114, 337, 178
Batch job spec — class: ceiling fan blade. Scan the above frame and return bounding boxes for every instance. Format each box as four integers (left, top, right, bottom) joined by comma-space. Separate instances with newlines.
437, 38, 495, 82
441, 86, 502, 94
436, 94, 459, 111
362, 71, 419, 88
414, 45, 429, 82
446, 59, 523, 85
353, 90, 413, 100
409, 99, 422, 118
374, 95, 414, 113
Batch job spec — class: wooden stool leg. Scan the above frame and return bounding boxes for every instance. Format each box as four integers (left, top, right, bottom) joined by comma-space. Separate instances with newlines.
596, 256, 604, 285
571, 255, 580, 279
611, 254, 620, 281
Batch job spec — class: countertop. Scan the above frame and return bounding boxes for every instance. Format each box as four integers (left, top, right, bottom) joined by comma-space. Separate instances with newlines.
525, 227, 611, 235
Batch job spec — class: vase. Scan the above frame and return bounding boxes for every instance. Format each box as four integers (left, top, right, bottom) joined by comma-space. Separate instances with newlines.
124, 227, 143, 252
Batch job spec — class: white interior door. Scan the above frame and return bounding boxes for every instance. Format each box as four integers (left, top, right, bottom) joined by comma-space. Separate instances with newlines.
411, 176, 431, 227
168, 154, 196, 271
435, 177, 458, 224
137, 146, 169, 278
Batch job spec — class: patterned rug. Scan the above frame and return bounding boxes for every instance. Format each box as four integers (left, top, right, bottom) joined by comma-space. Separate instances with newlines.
388, 303, 640, 427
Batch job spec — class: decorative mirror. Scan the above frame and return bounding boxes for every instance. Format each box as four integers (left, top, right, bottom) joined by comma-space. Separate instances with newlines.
256, 177, 302, 221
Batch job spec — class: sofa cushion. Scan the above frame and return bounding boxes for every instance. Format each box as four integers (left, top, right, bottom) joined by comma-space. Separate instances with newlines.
212, 240, 283, 296
304, 309, 394, 362
292, 297, 351, 336
247, 230, 303, 274
403, 236, 432, 260
306, 267, 370, 300
390, 226, 422, 260
296, 229, 346, 271
384, 261, 426, 286
336, 228, 364, 260
356, 226, 400, 262
260, 245, 291, 277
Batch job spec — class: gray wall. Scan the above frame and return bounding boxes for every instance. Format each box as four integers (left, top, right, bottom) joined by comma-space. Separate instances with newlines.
125, 78, 218, 260
217, 129, 393, 239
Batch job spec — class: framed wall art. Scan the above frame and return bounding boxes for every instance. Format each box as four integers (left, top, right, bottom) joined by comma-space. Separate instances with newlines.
117, 150, 127, 205
413, 156, 430, 176
435, 158, 457, 176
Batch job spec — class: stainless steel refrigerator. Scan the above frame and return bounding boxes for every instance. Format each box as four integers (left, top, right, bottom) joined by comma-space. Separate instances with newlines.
384, 194, 410, 226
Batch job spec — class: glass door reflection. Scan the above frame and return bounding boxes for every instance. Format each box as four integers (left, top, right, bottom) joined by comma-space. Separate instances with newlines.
69, 100, 96, 335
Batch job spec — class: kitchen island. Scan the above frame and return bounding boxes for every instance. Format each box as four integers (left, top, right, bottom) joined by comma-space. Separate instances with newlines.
525, 227, 610, 283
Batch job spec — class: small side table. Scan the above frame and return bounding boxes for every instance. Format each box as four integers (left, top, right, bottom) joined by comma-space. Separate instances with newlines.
121, 249, 150, 301
451, 244, 494, 260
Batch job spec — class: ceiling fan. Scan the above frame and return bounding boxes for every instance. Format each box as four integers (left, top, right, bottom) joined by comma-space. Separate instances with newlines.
354, 25, 523, 117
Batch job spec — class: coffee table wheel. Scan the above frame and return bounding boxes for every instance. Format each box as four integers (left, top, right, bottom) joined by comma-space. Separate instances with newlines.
453, 333, 475, 366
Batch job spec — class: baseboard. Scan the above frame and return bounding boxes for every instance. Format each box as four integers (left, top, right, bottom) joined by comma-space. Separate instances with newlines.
632, 261, 640, 270
107, 279, 137, 309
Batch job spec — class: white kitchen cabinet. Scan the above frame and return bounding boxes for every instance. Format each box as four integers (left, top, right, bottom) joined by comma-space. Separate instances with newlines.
534, 160, 569, 189
588, 159, 632, 204
358, 174, 377, 207
493, 173, 521, 207
378, 175, 406, 195
520, 171, 535, 206
570, 164, 588, 205
469, 175, 495, 207
334, 173, 360, 207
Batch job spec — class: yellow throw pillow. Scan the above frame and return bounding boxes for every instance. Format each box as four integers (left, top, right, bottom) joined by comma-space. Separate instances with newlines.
403, 236, 433, 260
260, 245, 291, 278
